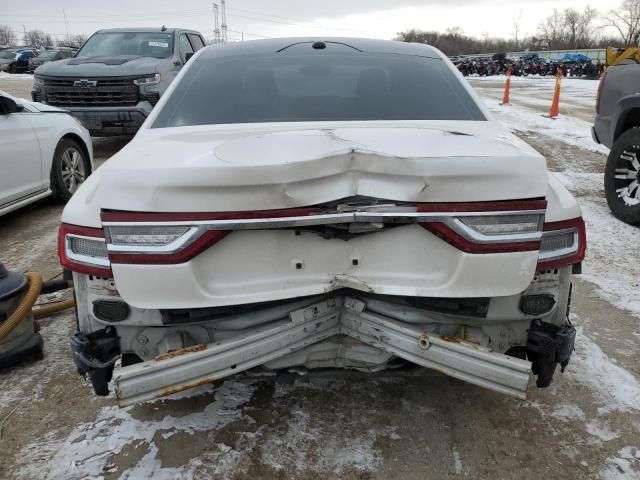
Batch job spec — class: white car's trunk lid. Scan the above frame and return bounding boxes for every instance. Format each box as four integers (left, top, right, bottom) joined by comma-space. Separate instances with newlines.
94, 123, 548, 213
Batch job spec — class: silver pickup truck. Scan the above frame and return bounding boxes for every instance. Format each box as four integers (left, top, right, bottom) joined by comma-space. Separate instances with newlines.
593, 60, 640, 225
31, 27, 206, 136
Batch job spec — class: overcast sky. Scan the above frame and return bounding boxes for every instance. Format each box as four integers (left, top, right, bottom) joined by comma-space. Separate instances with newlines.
0, 0, 620, 44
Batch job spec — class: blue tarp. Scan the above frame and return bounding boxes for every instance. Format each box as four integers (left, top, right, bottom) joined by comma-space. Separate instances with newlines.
560, 53, 592, 62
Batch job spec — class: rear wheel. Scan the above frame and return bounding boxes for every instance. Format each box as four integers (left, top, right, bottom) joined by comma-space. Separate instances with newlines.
604, 128, 640, 225
50, 138, 88, 203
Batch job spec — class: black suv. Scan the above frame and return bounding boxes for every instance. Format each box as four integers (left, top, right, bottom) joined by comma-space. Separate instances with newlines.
28, 48, 76, 72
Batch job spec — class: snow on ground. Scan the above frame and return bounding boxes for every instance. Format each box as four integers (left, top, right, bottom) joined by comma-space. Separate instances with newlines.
482, 94, 609, 155
598, 447, 640, 480
18, 382, 256, 480
0, 71, 34, 80
471, 74, 600, 94
567, 326, 640, 413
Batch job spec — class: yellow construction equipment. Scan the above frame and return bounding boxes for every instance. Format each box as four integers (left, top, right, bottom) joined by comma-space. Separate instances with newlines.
606, 47, 640, 66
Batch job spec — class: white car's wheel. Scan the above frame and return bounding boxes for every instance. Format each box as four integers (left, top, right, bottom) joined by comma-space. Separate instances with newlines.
51, 138, 88, 203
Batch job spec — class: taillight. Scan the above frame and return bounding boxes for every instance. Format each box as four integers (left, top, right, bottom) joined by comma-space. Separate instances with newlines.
595, 70, 607, 114
58, 223, 113, 277
537, 217, 586, 270
101, 208, 321, 265
418, 200, 545, 253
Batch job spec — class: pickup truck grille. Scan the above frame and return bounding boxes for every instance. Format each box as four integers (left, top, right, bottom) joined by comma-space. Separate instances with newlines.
43, 77, 139, 107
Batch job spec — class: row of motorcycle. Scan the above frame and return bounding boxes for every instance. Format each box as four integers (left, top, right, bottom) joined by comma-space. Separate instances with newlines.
453, 56, 605, 78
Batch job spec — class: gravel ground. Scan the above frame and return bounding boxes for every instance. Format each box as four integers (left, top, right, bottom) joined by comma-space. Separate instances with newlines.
0, 74, 638, 480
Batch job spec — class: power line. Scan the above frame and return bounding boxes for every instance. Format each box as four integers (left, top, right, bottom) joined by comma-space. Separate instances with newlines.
221, 0, 228, 43
2, 7, 368, 34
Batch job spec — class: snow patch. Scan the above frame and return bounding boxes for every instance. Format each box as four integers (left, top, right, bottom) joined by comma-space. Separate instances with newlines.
599, 447, 640, 480
15, 380, 256, 480
0, 71, 34, 80
482, 96, 609, 155
586, 420, 620, 442
549, 404, 585, 422
452, 447, 463, 474
568, 328, 640, 412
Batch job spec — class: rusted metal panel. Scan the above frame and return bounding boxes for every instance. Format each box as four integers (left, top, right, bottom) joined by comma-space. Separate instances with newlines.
113, 299, 342, 406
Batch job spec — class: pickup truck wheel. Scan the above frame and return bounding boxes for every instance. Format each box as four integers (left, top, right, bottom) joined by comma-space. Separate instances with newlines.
604, 128, 640, 225
50, 138, 88, 203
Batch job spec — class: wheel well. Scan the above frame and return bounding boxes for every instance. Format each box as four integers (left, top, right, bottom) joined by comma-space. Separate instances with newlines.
60, 133, 92, 174
616, 108, 640, 142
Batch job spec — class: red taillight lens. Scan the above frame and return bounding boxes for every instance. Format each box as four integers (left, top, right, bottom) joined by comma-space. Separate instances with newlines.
58, 223, 113, 277
418, 200, 546, 253
537, 217, 586, 270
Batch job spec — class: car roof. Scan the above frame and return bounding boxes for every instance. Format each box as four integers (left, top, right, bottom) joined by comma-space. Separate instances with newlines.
197, 37, 443, 60
95, 27, 198, 34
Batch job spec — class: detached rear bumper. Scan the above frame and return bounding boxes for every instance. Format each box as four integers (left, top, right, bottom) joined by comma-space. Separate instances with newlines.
112, 296, 533, 406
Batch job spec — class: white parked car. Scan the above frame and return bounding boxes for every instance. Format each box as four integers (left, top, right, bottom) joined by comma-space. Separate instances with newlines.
0, 90, 92, 216
58, 39, 586, 406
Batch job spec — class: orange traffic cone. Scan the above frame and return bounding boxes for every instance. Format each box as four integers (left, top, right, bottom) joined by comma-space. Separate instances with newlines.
548, 68, 562, 118
500, 68, 512, 105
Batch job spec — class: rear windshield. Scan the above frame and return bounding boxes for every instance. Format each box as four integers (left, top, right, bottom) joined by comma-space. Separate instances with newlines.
77, 32, 174, 58
152, 52, 486, 128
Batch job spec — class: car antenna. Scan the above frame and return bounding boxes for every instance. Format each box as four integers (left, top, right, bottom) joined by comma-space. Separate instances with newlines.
161, 25, 167, 32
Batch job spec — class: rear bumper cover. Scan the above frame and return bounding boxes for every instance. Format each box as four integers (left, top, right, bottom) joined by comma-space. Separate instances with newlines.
112, 296, 535, 406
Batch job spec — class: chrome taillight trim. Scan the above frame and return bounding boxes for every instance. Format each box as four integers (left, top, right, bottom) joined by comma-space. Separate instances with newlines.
105, 226, 201, 253
537, 228, 580, 262
102, 210, 545, 255
65, 233, 111, 267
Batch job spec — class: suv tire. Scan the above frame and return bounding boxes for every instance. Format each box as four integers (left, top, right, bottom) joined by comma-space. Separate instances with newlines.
604, 128, 640, 225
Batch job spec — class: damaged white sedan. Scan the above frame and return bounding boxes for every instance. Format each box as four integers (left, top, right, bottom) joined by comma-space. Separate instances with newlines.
58, 38, 586, 406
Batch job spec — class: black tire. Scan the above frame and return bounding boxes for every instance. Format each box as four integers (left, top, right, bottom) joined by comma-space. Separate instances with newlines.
50, 138, 89, 203
8, 63, 16, 74
604, 128, 640, 225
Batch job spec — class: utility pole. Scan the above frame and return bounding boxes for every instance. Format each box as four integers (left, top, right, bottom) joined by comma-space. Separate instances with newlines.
212, 3, 221, 44
63, 9, 70, 46
23, 25, 27, 46
221, 0, 228, 43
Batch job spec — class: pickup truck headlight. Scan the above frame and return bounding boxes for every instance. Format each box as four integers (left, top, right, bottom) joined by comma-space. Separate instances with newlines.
133, 73, 161, 86
32, 76, 44, 89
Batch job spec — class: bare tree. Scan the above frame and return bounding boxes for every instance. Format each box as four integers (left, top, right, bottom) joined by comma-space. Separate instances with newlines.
537, 9, 566, 49
564, 8, 582, 49
57, 34, 88, 49
67, 34, 88, 48
0, 25, 17, 46
24, 30, 54, 49
445, 26, 464, 38
512, 10, 523, 50
606, 0, 640, 46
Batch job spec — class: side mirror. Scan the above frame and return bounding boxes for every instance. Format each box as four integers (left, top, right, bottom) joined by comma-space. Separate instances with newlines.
185, 52, 194, 62
0, 96, 22, 115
